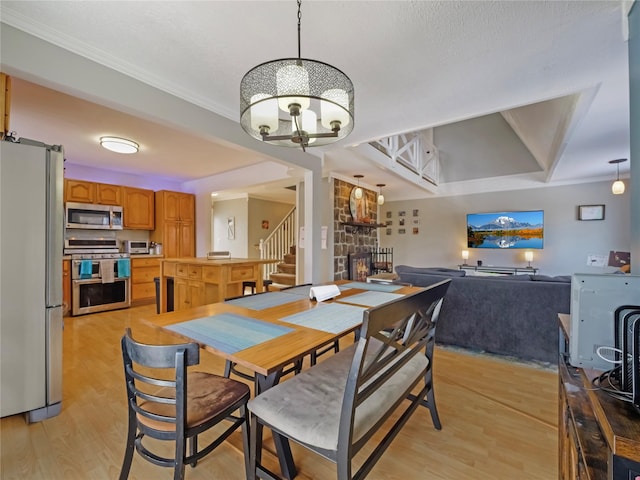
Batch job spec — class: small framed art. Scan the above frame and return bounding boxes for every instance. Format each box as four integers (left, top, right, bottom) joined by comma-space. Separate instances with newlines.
578, 204, 605, 221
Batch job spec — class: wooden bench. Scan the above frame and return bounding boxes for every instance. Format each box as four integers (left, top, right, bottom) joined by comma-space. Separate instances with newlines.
247, 279, 451, 480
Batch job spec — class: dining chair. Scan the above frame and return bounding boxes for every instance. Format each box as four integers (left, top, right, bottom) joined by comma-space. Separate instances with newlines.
247, 280, 451, 480
119, 329, 250, 480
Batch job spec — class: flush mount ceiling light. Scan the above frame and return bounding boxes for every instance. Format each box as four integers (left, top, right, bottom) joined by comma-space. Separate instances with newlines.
376, 184, 386, 205
239, 0, 354, 152
353, 174, 364, 199
609, 158, 627, 195
100, 136, 139, 154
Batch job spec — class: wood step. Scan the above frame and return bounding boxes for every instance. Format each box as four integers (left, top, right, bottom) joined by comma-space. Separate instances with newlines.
269, 272, 296, 286
277, 263, 296, 275
283, 253, 296, 264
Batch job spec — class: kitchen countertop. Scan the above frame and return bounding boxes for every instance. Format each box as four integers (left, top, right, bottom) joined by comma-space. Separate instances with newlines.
161, 257, 276, 264
62, 254, 164, 260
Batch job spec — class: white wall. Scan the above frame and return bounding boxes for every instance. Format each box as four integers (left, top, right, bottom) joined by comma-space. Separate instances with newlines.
211, 198, 248, 257
379, 180, 630, 276
247, 198, 294, 259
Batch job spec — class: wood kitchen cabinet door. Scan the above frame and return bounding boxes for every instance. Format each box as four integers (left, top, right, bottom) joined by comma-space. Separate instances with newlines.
151, 190, 195, 258
159, 190, 194, 222
131, 257, 160, 304
179, 222, 195, 257
96, 183, 122, 205
123, 187, 154, 230
178, 194, 194, 222
174, 278, 203, 311
64, 179, 96, 203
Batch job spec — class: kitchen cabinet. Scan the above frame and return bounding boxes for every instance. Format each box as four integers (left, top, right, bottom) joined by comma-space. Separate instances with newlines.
64, 179, 96, 203
151, 191, 195, 258
174, 277, 206, 311
163, 190, 194, 222
65, 179, 123, 206
62, 259, 71, 316
159, 258, 275, 312
123, 187, 154, 230
96, 183, 122, 205
131, 257, 161, 305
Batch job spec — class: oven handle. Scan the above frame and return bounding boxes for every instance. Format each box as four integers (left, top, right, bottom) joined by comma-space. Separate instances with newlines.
72, 278, 128, 285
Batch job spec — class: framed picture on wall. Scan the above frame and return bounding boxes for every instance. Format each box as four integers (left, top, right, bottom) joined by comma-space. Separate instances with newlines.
227, 216, 235, 239
578, 204, 605, 221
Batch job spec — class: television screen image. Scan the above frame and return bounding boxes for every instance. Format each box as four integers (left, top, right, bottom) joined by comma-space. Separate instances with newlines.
466, 210, 544, 249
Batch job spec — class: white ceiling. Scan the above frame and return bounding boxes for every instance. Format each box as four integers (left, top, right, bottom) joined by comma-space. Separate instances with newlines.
0, 1, 632, 203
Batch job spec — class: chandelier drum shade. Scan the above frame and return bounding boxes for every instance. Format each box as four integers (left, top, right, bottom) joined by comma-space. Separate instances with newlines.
240, 1, 354, 151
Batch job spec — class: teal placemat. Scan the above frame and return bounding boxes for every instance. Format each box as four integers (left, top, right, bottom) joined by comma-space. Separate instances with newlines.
280, 285, 313, 297
225, 292, 300, 310
167, 313, 293, 353
340, 281, 404, 293
279, 303, 366, 333
337, 291, 404, 307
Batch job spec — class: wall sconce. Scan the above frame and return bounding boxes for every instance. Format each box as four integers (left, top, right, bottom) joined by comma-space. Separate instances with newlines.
609, 158, 627, 195
353, 174, 363, 199
376, 184, 385, 205
461, 250, 469, 265
525, 251, 534, 267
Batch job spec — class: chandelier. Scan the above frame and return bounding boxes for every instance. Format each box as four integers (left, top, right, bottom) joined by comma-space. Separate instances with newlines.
240, 0, 354, 151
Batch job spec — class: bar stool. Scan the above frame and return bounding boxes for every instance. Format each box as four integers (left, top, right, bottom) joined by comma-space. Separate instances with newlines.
242, 280, 273, 295
242, 281, 256, 295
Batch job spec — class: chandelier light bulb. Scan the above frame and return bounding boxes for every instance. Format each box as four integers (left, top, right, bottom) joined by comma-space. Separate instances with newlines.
276, 64, 310, 113
321, 88, 351, 130
250, 94, 279, 134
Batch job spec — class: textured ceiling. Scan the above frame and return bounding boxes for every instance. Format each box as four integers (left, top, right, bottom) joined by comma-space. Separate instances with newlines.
0, 1, 632, 202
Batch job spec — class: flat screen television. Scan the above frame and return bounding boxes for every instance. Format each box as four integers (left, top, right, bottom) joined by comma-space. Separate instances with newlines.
569, 273, 640, 370
466, 210, 544, 249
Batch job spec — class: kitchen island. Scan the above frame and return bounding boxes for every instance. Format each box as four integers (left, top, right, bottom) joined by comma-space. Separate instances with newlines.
158, 257, 278, 313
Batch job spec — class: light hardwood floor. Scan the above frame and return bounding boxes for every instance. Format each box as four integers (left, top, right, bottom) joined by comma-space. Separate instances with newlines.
0, 305, 559, 479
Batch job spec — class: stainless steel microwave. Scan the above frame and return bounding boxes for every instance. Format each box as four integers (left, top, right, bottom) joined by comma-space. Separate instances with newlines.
122, 240, 150, 254
65, 202, 123, 230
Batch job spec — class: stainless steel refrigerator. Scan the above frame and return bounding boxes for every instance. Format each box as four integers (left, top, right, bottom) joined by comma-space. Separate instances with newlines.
0, 137, 64, 421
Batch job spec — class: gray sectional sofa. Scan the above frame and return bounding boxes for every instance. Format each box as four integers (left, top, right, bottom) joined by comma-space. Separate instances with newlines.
394, 265, 571, 364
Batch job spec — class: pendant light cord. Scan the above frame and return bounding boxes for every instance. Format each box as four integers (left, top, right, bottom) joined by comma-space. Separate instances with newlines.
297, 0, 302, 60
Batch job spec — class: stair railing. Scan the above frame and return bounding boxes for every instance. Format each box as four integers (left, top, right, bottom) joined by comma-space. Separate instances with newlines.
259, 207, 296, 281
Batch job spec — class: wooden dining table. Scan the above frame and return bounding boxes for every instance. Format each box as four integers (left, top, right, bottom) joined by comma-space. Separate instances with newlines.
142, 281, 421, 479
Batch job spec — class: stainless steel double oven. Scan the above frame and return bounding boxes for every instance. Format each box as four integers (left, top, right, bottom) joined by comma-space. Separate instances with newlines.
66, 235, 131, 315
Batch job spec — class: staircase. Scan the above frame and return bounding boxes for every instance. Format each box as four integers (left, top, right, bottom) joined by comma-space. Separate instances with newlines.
269, 245, 297, 288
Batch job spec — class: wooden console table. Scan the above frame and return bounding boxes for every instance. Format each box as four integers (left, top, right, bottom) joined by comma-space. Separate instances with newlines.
458, 264, 538, 275
558, 314, 640, 479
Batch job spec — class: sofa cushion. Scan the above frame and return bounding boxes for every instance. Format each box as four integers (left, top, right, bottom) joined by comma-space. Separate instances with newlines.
530, 275, 571, 283
395, 265, 466, 277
